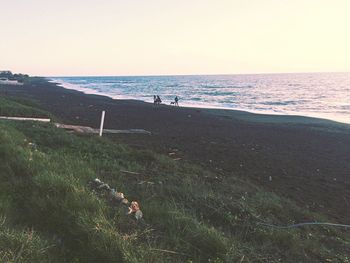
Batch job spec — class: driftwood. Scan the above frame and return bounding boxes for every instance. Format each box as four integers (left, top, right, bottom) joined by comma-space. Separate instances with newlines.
138, 181, 155, 185
55, 123, 151, 135
0, 117, 151, 135
54, 123, 95, 133
104, 128, 151, 135
120, 170, 141, 175
0, 116, 51, 122
149, 248, 189, 256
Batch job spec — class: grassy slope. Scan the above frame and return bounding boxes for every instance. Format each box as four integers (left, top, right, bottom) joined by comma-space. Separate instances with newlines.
0, 96, 349, 263
0, 96, 51, 119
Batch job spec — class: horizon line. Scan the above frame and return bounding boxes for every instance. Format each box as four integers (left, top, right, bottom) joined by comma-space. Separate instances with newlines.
46, 71, 350, 78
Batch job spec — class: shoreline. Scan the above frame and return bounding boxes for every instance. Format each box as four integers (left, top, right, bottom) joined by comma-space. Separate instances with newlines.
1, 78, 350, 222
49, 78, 350, 125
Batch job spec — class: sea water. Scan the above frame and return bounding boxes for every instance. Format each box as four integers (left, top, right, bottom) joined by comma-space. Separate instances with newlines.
50, 72, 350, 124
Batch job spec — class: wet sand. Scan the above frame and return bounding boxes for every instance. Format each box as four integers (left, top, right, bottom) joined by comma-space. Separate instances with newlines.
1, 78, 350, 221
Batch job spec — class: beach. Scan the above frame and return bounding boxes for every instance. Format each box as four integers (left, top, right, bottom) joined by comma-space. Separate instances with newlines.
2, 78, 350, 222
3, 0, 350, 260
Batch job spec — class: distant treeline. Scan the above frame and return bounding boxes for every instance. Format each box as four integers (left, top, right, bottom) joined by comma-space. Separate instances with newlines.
0, 71, 29, 83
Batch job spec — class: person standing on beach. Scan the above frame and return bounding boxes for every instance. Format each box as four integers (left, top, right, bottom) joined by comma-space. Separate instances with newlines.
174, 96, 179, 106
156, 95, 162, 105
153, 95, 157, 106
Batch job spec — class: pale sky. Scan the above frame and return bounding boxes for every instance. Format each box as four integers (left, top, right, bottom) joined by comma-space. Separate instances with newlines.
1, 0, 350, 76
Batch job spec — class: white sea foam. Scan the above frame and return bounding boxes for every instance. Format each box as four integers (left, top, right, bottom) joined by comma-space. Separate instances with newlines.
50, 73, 350, 124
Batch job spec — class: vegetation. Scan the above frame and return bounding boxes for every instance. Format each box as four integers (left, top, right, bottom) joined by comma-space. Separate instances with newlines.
0, 96, 349, 262
0, 71, 29, 83
0, 97, 51, 118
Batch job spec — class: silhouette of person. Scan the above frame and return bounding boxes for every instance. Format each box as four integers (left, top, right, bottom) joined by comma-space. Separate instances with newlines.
174, 96, 179, 106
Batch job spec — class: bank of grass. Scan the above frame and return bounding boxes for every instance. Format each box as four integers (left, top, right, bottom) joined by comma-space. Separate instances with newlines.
0, 96, 51, 119
0, 96, 349, 262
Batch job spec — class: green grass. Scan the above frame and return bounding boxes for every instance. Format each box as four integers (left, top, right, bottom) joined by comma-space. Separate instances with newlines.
0, 96, 349, 262
0, 97, 51, 119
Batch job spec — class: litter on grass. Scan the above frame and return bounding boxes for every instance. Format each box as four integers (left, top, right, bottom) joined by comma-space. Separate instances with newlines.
89, 178, 143, 220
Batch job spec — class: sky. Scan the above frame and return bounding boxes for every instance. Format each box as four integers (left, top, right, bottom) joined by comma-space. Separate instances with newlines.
1, 0, 350, 76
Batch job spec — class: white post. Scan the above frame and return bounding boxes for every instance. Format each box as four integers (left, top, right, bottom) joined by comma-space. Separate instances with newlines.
99, 110, 105, 137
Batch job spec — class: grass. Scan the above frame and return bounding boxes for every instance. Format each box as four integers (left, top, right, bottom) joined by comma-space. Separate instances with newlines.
0, 96, 349, 262
0, 96, 51, 119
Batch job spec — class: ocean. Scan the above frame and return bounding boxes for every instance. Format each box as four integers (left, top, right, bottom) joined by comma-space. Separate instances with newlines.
50, 72, 350, 124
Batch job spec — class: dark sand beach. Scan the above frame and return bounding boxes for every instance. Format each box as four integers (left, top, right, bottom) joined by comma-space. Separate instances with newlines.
2, 79, 350, 222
